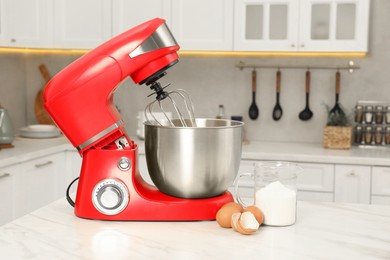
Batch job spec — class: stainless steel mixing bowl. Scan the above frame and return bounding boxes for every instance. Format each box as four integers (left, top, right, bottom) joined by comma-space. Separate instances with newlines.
144, 118, 244, 199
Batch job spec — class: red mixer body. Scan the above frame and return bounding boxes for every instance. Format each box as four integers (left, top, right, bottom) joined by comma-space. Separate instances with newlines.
44, 18, 233, 221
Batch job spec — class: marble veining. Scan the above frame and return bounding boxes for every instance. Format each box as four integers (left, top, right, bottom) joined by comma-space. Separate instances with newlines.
0, 199, 389, 259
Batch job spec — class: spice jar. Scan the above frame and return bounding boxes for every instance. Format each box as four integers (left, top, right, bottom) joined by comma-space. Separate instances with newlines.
355, 105, 363, 123
364, 126, 373, 145
386, 106, 390, 124
374, 126, 383, 145
375, 106, 384, 124
364, 106, 374, 124
354, 125, 363, 144
386, 127, 390, 145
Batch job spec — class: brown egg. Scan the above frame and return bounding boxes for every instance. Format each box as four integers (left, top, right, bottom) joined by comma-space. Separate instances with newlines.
243, 205, 264, 225
216, 202, 244, 228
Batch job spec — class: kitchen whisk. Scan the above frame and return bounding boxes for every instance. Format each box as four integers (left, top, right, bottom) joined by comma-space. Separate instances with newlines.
145, 81, 196, 127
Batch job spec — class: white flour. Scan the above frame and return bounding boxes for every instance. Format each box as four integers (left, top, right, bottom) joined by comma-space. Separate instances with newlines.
255, 181, 297, 226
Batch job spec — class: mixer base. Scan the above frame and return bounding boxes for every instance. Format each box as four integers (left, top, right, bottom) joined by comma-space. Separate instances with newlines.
74, 146, 234, 221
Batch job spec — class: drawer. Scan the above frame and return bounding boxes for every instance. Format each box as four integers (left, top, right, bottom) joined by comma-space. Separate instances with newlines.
372, 167, 390, 196
297, 163, 334, 192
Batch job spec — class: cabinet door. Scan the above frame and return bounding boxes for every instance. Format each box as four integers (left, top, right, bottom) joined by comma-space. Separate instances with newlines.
299, 0, 370, 52
65, 151, 82, 194
372, 166, 390, 196
0, 164, 18, 225
0, 0, 52, 48
14, 153, 66, 218
334, 164, 371, 203
234, 0, 299, 51
53, 0, 111, 49
112, 0, 171, 36
171, 0, 233, 51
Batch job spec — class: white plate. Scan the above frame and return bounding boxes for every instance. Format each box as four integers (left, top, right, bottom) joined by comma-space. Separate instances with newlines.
27, 124, 57, 132
19, 127, 61, 139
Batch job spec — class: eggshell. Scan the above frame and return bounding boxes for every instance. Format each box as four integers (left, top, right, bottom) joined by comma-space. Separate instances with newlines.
231, 212, 241, 231
216, 202, 244, 228
236, 212, 259, 235
243, 205, 264, 225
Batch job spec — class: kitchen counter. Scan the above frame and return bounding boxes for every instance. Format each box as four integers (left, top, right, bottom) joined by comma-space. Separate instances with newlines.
2, 137, 390, 167
0, 198, 389, 259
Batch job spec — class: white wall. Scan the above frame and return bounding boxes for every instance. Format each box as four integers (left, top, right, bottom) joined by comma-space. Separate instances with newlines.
1, 0, 389, 144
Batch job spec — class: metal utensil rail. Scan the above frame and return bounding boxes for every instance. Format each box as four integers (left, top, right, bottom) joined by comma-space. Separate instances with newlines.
236, 61, 360, 72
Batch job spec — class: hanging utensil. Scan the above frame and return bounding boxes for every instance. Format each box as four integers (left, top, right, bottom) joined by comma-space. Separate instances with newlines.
272, 70, 283, 121
248, 69, 259, 120
328, 71, 347, 125
298, 70, 313, 121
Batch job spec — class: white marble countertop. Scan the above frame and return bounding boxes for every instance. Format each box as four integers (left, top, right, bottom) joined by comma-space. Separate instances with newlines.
2, 137, 390, 168
1, 198, 389, 259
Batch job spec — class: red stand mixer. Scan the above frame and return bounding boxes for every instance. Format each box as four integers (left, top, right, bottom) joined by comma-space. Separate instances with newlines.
44, 18, 233, 221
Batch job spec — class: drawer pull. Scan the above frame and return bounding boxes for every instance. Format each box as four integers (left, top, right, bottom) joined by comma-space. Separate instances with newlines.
0, 173, 10, 179
349, 172, 356, 176
35, 161, 53, 168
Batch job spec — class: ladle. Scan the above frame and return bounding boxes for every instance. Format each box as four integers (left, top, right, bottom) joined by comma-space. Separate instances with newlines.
328, 71, 345, 118
248, 69, 259, 120
272, 70, 283, 121
298, 70, 313, 121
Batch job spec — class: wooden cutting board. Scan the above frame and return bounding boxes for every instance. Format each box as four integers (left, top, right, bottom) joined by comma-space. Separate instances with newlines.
34, 64, 55, 125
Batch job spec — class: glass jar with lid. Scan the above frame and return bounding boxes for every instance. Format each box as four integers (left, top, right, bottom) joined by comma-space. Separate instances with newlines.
364, 125, 373, 145
364, 105, 374, 124
374, 126, 384, 145
355, 105, 363, 123
354, 125, 363, 145
375, 105, 384, 124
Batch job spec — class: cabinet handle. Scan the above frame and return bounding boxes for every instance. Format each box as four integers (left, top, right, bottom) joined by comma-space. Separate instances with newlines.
300, 44, 305, 48
291, 44, 295, 48
35, 161, 53, 168
10, 38, 16, 43
348, 171, 356, 176
0, 173, 10, 179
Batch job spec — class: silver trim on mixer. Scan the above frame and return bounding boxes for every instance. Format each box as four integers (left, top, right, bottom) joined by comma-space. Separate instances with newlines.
129, 23, 178, 58
76, 120, 124, 151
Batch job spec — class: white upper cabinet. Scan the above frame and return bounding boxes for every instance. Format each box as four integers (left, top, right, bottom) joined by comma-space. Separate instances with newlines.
0, 0, 53, 48
112, 0, 171, 37
170, 0, 234, 51
299, 0, 370, 52
234, 0, 299, 51
234, 0, 370, 52
53, 0, 111, 49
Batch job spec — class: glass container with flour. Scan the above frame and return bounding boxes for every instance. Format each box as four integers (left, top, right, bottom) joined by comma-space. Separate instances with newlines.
234, 161, 302, 226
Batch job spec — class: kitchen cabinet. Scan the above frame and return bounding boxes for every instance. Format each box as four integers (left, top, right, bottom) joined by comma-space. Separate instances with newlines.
0, 0, 53, 48
234, 0, 370, 52
234, 0, 299, 51
334, 164, 371, 203
14, 153, 66, 218
299, 0, 370, 52
296, 162, 334, 202
65, 150, 82, 194
53, 0, 111, 49
371, 166, 390, 205
112, 0, 171, 37
170, 0, 234, 51
0, 164, 18, 226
